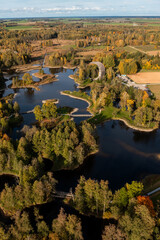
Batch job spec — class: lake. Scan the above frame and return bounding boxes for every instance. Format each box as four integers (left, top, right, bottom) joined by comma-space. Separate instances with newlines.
2, 66, 160, 239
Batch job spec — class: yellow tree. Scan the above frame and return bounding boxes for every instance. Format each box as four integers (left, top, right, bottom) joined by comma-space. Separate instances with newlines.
142, 91, 149, 107
120, 91, 129, 111
127, 99, 135, 116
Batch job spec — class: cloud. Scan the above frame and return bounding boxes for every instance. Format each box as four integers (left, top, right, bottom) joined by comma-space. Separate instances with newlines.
0, 6, 105, 14
0, 5, 111, 17
0, 1, 160, 17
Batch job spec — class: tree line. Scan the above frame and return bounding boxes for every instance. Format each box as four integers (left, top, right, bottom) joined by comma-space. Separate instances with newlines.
70, 176, 160, 239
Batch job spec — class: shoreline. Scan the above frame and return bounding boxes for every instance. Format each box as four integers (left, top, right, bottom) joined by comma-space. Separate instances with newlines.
0, 172, 19, 177
53, 149, 99, 172
69, 75, 91, 89
44, 65, 77, 70
42, 99, 59, 104
11, 84, 40, 91
43, 65, 62, 69
70, 107, 78, 115
63, 66, 77, 70
32, 72, 51, 79
112, 117, 158, 132
61, 91, 157, 132
12, 65, 41, 73
11, 76, 58, 91
60, 91, 92, 114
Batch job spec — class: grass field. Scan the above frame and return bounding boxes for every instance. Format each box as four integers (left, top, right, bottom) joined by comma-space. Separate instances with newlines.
62, 44, 76, 50
148, 85, 160, 99
128, 72, 160, 84
83, 22, 133, 26
135, 45, 160, 51
123, 46, 139, 53
4, 25, 40, 30
147, 50, 160, 56
77, 50, 103, 57
129, 18, 160, 22
140, 69, 160, 72
119, 45, 160, 55
81, 45, 106, 50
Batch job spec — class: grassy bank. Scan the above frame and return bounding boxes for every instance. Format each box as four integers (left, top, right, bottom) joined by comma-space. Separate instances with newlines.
11, 75, 57, 91
62, 90, 92, 108
69, 75, 92, 88
89, 106, 157, 132
62, 90, 158, 132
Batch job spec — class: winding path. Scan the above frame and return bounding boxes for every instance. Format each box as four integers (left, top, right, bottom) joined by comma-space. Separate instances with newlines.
89, 61, 106, 80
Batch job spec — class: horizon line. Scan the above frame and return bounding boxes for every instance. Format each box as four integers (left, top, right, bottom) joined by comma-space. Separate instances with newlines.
1, 16, 160, 20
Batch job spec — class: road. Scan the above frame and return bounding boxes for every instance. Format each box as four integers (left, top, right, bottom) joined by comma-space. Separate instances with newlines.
147, 187, 160, 196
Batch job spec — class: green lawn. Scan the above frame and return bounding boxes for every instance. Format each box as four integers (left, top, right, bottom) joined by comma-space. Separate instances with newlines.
148, 85, 160, 100
140, 69, 160, 72
135, 45, 160, 51
129, 18, 160, 23
89, 106, 119, 124
80, 45, 106, 50
62, 44, 76, 50
123, 46, 139, 53
116, 45, 160, 53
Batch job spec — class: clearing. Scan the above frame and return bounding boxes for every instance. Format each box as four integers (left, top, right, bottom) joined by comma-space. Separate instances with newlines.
77, 50, 103, 57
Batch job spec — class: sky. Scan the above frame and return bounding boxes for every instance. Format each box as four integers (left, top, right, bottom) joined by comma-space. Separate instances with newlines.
0, 0, 159, 18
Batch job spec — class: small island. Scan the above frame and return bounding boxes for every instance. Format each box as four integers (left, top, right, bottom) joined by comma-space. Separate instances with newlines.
11, 70, 57, 91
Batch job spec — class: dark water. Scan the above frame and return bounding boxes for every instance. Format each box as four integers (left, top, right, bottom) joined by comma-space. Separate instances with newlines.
2, 67, 160, 239
2, 67, 160, 190
0, 174, 18, 191
4, 68, 89, 126
54, 120, 160, 192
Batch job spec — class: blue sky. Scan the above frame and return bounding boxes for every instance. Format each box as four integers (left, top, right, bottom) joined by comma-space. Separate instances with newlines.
0, 0, 159, 18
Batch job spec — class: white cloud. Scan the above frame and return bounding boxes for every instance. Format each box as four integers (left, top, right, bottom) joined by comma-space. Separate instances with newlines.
0, 6, 106, 14
0, 1, 160, 17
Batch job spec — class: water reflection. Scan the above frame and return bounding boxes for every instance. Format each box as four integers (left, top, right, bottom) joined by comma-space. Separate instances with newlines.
2, 67, 160, 194
54, 120, 160, 192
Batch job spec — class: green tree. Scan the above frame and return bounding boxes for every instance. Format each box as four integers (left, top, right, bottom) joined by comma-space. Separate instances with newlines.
34, 105, 43, 121
13, 101, 20, 113
102, 224, 126, 240
22, 73, 33, 85
119, 199, 155, 240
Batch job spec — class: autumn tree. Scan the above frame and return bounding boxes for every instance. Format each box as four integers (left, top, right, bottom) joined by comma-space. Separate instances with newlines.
22, 73, 33, 85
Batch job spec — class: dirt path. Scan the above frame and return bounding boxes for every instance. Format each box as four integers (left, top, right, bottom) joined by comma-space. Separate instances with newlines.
129, 46, 147, 54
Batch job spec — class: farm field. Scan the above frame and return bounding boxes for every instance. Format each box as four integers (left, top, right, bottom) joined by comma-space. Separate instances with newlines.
148, 85, 160, 99
77, 50, 103, 57
147, 50, 160, 56
128, 72, 160, 84
135, 45, 160, 51
4, 25, 41, 30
